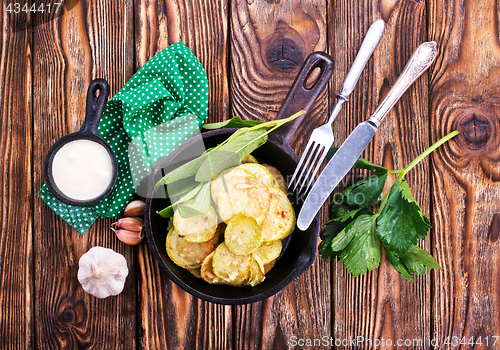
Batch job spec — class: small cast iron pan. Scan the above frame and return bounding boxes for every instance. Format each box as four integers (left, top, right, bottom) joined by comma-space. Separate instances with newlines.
44, 79, 118, 206
145, 52, 333, 304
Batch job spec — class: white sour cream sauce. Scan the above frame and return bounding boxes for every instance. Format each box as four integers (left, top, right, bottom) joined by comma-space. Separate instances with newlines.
52, 139, 114, 201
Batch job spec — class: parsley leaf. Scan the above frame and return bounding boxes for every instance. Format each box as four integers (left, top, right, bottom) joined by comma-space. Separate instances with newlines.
320, 220, 352, 259
322, 132, 458, 280
384, 245, 441, 281
321, 208, 373, 259
384, 246, 414, 281
331, 172, 388, 215
376, 180, 431, 256
331, 214, 381, 276
400, 246, 441, 274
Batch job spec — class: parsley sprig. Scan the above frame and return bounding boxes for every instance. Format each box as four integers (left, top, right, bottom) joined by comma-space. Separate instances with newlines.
320, 131, 459, 281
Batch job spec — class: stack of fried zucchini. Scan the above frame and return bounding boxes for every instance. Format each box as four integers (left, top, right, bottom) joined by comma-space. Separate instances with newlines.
166, 156, 296, 287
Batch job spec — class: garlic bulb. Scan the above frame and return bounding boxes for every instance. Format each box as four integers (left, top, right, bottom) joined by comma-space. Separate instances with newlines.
77, 246, 129, 298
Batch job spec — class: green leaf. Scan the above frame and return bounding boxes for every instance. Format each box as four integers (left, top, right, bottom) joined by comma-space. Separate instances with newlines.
331, 214, 376, 252
194, 129, 268, 182
320, 221, 351, 259
333, 208, 365, 222
155, 153, 208, 189
345, 172, 388, 208
202, 116, 263, 130
177, 203, 204, 218
376, 180, 431, 256
321, 209, 373, 259
176, 182, 202, 203
165, 178, 200, 199
157, 206, 174, 219
330, 219, 358, 252
219, 129, 268, 159
330, 172, 387, 217
384, 246, 414, 281
195, 150, 241, 182
327, 146, 388, 172
384, 245, 441, 281
189, 181, 212, 214
335, 214, 381, 277
331, 192, 358, 217
400, 246, 441, 275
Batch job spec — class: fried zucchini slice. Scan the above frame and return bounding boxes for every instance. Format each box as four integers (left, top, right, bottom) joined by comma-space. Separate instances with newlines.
212, 243, 251, 284
262, 164, 287, 194
225, 215, 262, 255
200, 251, 224, 284
252, 240, 282, 266
217, 177, 271, 225
261, 187, 295, 241
243, 155, 258, 164
173, 205, 218, 243
211, 167, 254, 204
263, 259, 276, 274
239, 163, 278, 188
166, 227, 216, 268
248, 257, 266, 286
186, 267, 202, 279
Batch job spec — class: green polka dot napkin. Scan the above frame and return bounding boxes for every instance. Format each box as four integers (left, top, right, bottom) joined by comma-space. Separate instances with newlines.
39, 41, 209, 234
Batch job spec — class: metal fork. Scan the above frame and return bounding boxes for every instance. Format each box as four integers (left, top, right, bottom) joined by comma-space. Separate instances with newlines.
289, 19, 386, 193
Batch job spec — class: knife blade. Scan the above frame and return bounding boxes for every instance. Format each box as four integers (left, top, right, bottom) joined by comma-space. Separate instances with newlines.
297, 41, 438, 231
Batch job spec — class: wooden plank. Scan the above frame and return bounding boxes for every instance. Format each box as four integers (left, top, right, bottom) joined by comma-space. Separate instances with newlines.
32, 1, 135, 348
428, 0, 500, 345
134, 1, 231, 349
0, 6, 33, 350
330, 0, 432, 346
135, 0, 229, 123
230, 1, 331, 348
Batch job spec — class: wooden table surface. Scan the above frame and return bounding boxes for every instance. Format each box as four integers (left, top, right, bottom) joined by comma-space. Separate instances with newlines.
1, 0, 500, 349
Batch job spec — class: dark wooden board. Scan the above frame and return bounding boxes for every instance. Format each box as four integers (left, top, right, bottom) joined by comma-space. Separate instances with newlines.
134, 1, 231, 348
0, 5, 33, 350
428, 0, 500, 346
1, 0, 500, 348
32, 0, 136, 348
330, 0, 432, 347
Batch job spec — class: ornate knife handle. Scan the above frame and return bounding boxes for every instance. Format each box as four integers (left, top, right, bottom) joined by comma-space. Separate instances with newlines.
368, 41, 437, 126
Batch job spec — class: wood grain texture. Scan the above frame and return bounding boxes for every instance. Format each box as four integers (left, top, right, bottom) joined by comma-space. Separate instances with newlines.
330, 0, 432, 347
0, 5, 33, 350
135, 0, 229, 122
230, 1, 331, 349
428, 0, 500, 346
2, 0, 500, 348
134, 1, 231, 349
33, 0, 135, 348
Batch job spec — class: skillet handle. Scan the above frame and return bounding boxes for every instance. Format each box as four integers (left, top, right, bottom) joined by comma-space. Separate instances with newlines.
81, 79, 110, 135
273, 52, 333, 144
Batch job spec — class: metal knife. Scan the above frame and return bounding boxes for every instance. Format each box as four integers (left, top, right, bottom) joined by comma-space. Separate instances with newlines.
297, 41, 438, 231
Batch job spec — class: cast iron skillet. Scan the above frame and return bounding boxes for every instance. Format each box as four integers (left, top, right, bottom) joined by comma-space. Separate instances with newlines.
44, 79, 118, 206
145, 52, 333, 304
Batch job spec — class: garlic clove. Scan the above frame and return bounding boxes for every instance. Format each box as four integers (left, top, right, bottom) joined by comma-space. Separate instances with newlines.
112, 217, 145, 232
112, 228, 144, 245
77, 246, 129, 298
123, 200, 146, 217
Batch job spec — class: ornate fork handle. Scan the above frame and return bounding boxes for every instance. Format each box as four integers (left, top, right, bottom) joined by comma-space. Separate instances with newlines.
368, 41, 437, 126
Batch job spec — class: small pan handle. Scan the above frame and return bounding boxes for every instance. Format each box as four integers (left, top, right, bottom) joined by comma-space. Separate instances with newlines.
272, 52, 333, 144
81, 79, 111, 135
